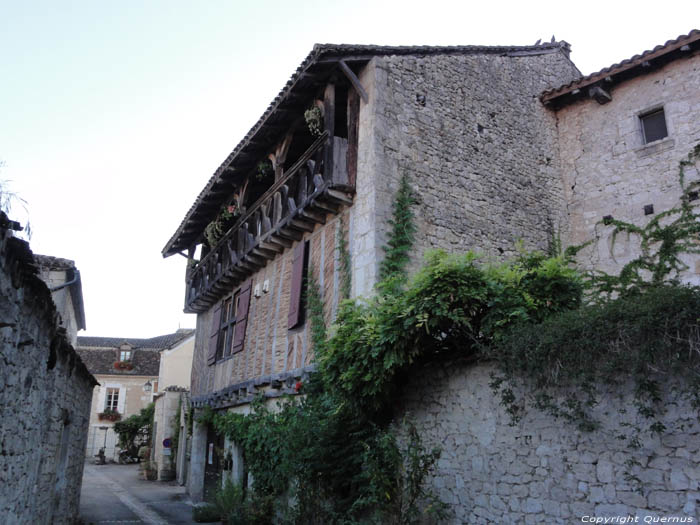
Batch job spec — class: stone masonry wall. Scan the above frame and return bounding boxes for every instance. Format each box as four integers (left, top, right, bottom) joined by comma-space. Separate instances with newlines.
0, 216, 97, 525
354, 49, 580, 285
399, 361, 699, 524
556, 54, 700, 281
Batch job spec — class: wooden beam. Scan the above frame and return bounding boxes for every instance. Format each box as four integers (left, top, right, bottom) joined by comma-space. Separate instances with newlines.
339, 60, 368, 103
323, 83, 335, 184
324, 189, 353, 205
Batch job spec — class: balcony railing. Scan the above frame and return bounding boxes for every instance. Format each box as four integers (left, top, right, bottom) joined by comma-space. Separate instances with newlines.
184, 131, 353, 313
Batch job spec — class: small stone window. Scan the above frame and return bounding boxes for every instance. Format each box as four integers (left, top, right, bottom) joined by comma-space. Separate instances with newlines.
640, 108, 668, 144
119, 350, 131, 361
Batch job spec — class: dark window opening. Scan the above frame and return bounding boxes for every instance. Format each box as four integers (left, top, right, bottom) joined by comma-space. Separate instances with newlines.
640, 109, 668, 144
335, 86, 349, 139
217, 291, 240, 360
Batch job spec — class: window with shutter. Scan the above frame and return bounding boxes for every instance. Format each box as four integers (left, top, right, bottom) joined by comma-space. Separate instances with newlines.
207, 303, 222, 366
288, 240, 309, 329
231, 279, 252, 354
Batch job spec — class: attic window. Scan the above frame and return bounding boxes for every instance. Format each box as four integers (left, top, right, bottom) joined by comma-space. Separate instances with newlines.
640, 108, 668, 144
119, 350, 131, 361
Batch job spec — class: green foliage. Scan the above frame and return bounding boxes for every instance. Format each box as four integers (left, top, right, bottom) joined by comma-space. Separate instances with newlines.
214, 480, 246, 523
337, 215, 352, 300
490, 284, 700, 431
304, 106, 323, 137
489, 143, 700, 432
377, 174, 416, 295
321, 250, 582, 414
582, 143, 700, 300
205, 204, 239, 248
256, 160, 273, 181
113, 403, 154, 451
356, 421, 449, 524
192, 503, 220, 523
306, 265, 327, 356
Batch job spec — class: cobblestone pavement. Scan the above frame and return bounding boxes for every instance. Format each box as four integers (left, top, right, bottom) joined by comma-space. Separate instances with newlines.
80, 462, 198, 524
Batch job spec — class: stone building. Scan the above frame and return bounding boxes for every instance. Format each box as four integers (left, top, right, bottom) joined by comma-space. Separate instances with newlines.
0, 212, 97, 524
162, 30, 700, 520
76, 329, 194, 460
34, 254, 86, 346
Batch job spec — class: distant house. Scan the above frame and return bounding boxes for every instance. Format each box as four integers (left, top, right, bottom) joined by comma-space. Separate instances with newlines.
34, 254, 86, 345
76, 329, 195, 459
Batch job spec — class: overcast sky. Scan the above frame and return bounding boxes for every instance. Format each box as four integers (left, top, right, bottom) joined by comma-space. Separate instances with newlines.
1, 0, 698, 337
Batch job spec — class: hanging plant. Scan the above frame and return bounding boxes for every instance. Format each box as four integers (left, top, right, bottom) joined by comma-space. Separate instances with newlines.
205, 204, 239, 248
255, 160, 273, 181
304, 106, 323, 137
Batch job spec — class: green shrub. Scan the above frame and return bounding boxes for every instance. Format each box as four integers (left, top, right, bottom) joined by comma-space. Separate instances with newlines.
192, 503, 220, 523
489, 284, 700, 430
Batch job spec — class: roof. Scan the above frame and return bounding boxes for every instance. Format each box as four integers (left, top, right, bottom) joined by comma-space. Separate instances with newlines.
75, 347, 161, 376
542, 29, 700, 108
77, 329, 195, 351
33, 254, 76, 270
162, 40, 572, 257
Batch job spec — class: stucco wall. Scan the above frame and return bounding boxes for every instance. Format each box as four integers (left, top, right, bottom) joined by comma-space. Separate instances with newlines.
556, 54, 700, 280
85, 374, 157, 458
0, 227, 96, 524
159, 336, 194, 389
153, 390, 183, 480
191, 210, 349, 397
399, 361, 699, 524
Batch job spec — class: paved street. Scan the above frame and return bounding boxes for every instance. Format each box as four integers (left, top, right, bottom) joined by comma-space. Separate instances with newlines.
80, 463, 199, 524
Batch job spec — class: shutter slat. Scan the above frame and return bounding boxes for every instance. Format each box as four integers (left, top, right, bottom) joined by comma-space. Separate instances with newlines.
288, 241, 308, 329
231, 279, 252, 354
207, 303, 223, 365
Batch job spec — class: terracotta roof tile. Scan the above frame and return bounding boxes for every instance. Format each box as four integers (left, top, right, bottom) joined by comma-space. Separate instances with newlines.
542, 29, 700, 107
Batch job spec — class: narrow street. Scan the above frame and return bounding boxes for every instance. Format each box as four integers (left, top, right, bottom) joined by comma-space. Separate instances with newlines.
80, 463, 198, 525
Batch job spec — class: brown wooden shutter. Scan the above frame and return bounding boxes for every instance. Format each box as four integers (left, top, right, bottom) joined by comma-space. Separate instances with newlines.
288, 240, 308, 329
231, 279, 252, 354
207, 303, 222, 366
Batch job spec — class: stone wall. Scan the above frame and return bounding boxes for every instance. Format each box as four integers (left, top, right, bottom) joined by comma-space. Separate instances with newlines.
0, 214, 97, 524
399, 361, 699, 524
352, 48, 580, 289
556, 54, 700, 281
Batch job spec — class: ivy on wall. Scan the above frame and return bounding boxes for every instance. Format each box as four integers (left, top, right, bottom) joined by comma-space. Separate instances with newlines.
196, 144, 700, 522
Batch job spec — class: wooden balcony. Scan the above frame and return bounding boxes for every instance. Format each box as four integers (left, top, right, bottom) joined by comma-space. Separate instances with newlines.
184, 131, 353, 313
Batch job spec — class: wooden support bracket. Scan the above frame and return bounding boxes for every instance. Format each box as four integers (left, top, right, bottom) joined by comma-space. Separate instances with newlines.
339, 60, 369, 103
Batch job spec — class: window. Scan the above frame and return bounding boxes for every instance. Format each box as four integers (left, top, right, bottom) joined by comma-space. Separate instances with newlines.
119, 350, 131, 361
288, 241, 309, 329
640, 108, 668, 144
217, 291, 240, 360
207, 279, 253, 365
105, 388, 119, 412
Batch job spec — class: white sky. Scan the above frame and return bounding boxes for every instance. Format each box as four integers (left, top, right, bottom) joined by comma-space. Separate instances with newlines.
1, 0, 698, 337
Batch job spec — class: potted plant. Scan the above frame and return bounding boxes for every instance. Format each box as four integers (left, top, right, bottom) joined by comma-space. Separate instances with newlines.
113, 361, 134, 371
98, 409, 122, 422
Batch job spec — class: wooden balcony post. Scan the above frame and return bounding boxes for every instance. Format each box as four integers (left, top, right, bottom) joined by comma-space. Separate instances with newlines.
323, 83, 335, 183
